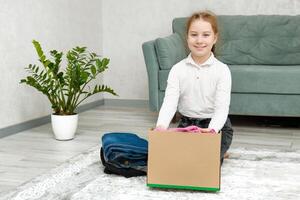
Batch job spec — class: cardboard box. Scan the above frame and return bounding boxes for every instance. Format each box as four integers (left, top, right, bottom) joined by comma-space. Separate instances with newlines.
147, 130, 221, 192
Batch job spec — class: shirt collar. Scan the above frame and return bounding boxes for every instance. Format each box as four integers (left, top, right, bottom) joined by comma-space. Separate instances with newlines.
185, 53, 215, 68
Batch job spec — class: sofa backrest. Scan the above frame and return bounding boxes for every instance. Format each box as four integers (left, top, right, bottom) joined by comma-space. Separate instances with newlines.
173, 15, 300, 65
154, 33, 188, 70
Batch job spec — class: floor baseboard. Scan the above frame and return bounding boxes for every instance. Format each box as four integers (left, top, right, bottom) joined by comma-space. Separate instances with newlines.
0, 99, 105, 139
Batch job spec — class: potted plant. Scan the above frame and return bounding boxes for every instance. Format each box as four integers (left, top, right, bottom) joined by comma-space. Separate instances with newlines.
20, 40, 117, 140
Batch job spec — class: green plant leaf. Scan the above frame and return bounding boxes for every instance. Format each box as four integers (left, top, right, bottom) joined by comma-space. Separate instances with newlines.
32, 40, 44, 60
102, 58, 110, 66
80, 71, 89, 85
91, 66, 96, 76
96, 59, 102, 67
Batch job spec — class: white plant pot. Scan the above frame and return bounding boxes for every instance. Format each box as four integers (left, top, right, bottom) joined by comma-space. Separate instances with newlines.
51, 114, 78, 140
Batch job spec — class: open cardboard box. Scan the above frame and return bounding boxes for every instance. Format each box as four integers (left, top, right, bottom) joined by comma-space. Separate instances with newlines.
147, 130, 221, 192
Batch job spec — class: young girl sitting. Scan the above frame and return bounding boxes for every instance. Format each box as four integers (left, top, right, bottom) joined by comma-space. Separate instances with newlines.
156, 11, 233, 163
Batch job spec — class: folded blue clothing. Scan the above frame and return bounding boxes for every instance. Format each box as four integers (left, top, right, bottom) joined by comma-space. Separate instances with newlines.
102, 132, 148, 150
104, 148, 147, 165
101, 132, 148, 168
104, 155, 147, 169
104, 145, 147, 159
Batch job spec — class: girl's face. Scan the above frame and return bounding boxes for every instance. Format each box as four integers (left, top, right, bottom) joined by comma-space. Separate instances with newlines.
187, 19, 217, 64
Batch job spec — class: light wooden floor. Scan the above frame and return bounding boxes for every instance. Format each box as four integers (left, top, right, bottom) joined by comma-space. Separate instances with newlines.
0, 105, 299, 193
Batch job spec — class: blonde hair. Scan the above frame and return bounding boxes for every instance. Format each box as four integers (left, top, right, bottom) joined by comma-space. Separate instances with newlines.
186, 10, 218, 35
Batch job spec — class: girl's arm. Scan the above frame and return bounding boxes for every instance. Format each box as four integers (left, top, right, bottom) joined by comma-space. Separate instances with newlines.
208, 65, 232, 132
156, 67, 180, 129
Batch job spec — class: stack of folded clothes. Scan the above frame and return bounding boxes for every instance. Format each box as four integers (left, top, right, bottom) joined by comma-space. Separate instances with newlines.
100, 132, 148, 178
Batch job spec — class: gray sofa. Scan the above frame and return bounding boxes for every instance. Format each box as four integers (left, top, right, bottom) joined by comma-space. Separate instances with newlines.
142, 15, 300, 117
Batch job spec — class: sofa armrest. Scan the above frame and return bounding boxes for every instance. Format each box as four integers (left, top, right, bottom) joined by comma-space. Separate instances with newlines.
142, 40, 160, 111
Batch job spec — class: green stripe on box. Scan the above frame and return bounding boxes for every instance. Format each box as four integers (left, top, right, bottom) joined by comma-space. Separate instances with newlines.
147, 183, 220, 192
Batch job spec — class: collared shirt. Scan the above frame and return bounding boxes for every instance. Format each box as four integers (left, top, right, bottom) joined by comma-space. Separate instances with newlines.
156, 53, 232, 132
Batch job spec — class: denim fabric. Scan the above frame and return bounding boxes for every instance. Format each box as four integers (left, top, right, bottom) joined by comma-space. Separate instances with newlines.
102, 152, 148, 171
100, 148, 146, 178
104, 152, 147, 168
101, 132, 148, 169
178, 116, 234, 162
104, 145, 147, 160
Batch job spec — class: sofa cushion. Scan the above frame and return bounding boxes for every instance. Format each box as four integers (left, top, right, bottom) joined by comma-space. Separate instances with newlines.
230, 65, 300, 94
173, 15, 300, 65
155, 33, 187, 70
230, 93, 300, 117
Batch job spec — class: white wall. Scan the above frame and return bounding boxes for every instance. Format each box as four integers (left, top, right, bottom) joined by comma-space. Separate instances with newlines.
0, 0, 103, 129
102, 0, 300, 100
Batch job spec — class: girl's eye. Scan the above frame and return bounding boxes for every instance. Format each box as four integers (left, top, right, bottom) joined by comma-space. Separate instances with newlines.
203, 34, 210, 37
191, 34, 197, 37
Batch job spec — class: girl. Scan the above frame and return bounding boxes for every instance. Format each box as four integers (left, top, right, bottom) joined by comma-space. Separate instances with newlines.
156, 11, 233, 163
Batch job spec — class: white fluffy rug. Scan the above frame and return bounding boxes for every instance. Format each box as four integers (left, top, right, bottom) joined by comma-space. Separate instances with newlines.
1, 146, 300, 200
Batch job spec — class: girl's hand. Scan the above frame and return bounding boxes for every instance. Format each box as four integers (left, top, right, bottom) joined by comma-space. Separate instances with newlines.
201, 128, 216, 133
154, 125, 167, 131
